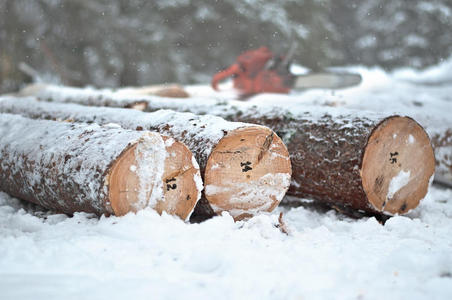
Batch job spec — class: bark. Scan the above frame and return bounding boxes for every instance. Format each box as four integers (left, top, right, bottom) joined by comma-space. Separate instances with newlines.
0, 113, 202, 220
0, 97, 291, 220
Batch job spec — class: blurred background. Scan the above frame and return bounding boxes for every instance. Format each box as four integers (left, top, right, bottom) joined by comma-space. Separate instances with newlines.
1, 0, 451, 94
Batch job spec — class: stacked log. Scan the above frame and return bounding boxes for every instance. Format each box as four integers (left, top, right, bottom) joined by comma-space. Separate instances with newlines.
0, 97, 292, 220
1, 95, 435, 215
17, 84, 449, 189
0, 113, 202, 220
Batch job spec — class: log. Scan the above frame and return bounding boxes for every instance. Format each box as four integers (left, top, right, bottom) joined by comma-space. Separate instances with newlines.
429, 129, 452, 186
0, 97, 292, 220
116, 84, 190, 98
19, 84, 149, 111
0, 113, 202, 220
14, 85, 437, 214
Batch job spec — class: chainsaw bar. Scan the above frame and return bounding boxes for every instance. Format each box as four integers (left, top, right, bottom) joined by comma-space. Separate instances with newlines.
293, 72, 362, 90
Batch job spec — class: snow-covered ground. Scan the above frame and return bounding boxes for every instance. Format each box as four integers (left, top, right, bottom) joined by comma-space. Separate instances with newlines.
1, 186, 451, 300
1, 59, 452, 299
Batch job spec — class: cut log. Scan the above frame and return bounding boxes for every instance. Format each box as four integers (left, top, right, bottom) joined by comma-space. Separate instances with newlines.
14, 85, 437, 214
0, 113, 202, 220
0, 97, 292, 220
19, 84, 149, 111
117, 84, 190, 98
429, 130, 452, 186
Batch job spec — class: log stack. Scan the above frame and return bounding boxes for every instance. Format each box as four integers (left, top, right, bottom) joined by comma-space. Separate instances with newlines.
18, 83, 449, 189
1, 94, 435, 216
0, 113, 202, 220
0, 97, 292, 220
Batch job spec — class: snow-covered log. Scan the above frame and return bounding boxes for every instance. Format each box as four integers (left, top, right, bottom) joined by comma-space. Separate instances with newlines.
14, 84, 438, 214
146, 100, 436, 215
224, 107, 437, 215
0, 113, 202, 220
0, 97, 292, 220
19, 84, 149, 111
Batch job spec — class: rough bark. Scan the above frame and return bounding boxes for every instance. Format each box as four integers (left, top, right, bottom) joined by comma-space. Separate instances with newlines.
0, 113, 202, 220
0, 97, 291, 219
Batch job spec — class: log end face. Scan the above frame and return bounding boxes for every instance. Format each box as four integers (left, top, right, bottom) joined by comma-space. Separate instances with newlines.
361, 116, 435, 215
108, 133, 201, 220
154, 86, 190, 98
204, 126, 292, 220
157, 137, 202, 221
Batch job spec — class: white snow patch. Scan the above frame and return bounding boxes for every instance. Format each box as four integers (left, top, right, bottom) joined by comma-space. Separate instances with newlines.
206, 173, 291, 217
210, 163, 221, 170
103, 122, 121, 128
164, 137, 175, 147
129, 165, 137, 172
1, 184, 452, 299
134, 132, 167, 210
408, 134, 415, 144
387, 170, 411, 200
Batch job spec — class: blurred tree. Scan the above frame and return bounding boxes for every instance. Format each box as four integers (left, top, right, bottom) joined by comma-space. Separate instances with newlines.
0, 0, 451, 93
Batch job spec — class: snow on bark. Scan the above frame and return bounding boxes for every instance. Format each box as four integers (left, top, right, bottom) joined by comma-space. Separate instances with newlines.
0, 96, 245, 175
28, 86, 428, 216
10, 84, 437, 214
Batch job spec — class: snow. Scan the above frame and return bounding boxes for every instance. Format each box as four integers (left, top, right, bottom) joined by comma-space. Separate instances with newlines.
387, 170, 411, 200
1, 185, 451, 299
134, 133, 166, 211
206, 173, 291, 217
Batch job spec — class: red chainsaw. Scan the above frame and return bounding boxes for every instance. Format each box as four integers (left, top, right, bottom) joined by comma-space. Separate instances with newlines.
211, 45, 362, 97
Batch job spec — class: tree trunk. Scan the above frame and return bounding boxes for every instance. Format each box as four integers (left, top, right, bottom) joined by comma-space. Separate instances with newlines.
0, 97, 292, 220
0, 113, 202, 220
